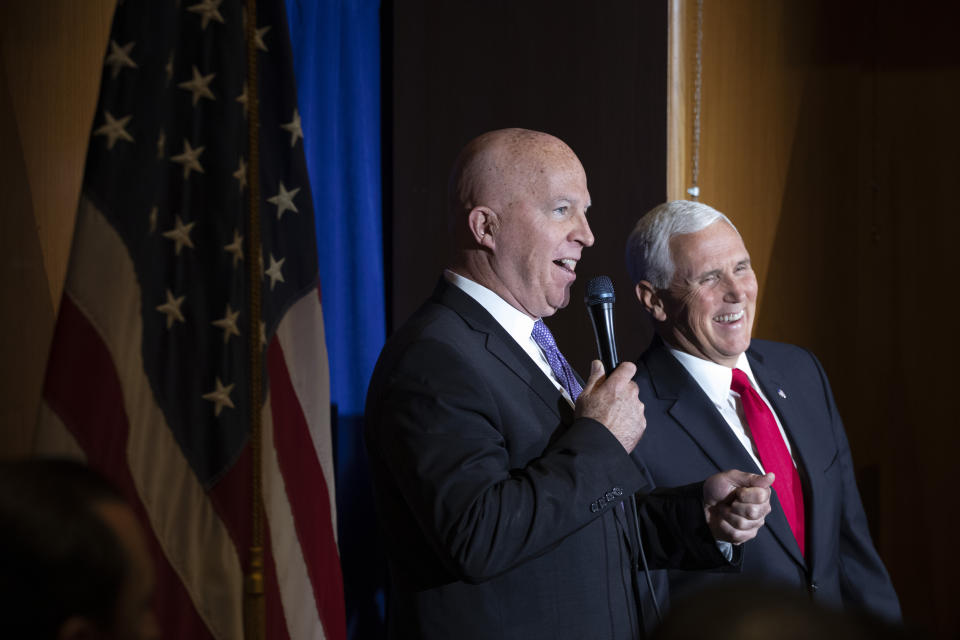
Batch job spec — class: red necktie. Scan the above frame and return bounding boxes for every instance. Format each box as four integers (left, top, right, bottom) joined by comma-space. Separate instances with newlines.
731, 368, 805, 556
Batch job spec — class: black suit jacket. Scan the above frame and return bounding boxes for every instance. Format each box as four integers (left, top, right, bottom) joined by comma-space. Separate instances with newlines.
632, 337, 901, 623
364, 280, 732, 639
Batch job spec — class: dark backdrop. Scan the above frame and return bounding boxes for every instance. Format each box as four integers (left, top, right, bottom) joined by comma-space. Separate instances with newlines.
387, 0, 668, 370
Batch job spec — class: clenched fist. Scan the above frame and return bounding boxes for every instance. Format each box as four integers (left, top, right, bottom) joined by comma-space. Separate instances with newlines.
576, 360, 646, 452
703, 470, 774, 544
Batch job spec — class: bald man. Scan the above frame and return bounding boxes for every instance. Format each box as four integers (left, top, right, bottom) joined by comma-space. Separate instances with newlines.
364, 129, 773, 639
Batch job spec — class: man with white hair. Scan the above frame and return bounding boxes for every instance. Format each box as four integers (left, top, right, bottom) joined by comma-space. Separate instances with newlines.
625, 200, 901, 623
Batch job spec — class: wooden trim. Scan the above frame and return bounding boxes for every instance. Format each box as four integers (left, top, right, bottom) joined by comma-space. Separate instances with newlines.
666, 0, 690, 201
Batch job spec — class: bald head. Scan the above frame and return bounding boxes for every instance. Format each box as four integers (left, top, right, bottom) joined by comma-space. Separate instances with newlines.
448, 128, 582, 229
446, 128, 594, 318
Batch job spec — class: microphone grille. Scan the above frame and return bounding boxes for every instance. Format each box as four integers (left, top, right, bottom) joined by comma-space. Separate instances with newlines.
585, 275, 615, 306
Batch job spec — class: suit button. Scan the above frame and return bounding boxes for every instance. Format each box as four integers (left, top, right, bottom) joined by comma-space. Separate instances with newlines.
605, 491, 615, 501
590, 502, 600, 513
808, 582, 818, 593
613, 487, 623, 496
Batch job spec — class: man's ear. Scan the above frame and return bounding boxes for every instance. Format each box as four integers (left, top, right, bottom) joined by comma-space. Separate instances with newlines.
467, 206, 498, 249
635, 281, 668, 322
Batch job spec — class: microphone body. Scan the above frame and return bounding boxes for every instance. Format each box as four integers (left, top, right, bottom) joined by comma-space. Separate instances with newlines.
585, 276, 619, 374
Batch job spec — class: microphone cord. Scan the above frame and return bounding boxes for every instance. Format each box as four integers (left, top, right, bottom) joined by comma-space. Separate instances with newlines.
630, 493, 663, 626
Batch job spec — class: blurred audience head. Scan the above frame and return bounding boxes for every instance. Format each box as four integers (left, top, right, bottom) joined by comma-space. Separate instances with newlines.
0, 458, 159, 640
652, 581, 909, 640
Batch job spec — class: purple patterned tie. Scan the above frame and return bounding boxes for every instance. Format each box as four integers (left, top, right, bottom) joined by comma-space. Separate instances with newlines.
531, 319, 583, 401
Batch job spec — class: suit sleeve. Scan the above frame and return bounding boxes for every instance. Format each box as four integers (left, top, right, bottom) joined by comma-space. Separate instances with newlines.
634, 483, 743, 571
371, 335, 715, 583
809, 350, 902, 622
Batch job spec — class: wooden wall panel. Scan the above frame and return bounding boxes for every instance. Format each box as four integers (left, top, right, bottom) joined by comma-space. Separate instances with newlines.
674, 1, 960, 635
0, 0, 116, 456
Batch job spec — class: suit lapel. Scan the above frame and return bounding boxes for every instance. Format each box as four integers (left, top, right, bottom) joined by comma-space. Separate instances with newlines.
645, 342, 806, 568
645, 344, 760, 475
748, 347, 821, 569
434, 279, 571, 421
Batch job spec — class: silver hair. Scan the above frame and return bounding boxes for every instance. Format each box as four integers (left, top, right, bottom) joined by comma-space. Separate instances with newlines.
625, 200, 738, 288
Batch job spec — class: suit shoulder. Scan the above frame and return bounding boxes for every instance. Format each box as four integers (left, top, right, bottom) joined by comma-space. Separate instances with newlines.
366, 301, 489, 416
375, 301, 479, 369
748, 339, 817, 364
748, 340, 833, 395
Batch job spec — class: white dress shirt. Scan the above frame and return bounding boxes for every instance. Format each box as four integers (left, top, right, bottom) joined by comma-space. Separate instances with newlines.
444, 270, 574, 406
667, 347, 798, 471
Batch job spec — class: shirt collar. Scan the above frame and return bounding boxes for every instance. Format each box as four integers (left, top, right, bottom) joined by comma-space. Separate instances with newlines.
444, 270, 536, 347
667, 345, 758, 405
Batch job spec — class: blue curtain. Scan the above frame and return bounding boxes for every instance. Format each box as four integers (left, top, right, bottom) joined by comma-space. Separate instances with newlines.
285, 0, 386, 637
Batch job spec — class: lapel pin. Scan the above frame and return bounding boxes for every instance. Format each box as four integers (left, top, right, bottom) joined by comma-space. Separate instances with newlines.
778, 389, 787, 399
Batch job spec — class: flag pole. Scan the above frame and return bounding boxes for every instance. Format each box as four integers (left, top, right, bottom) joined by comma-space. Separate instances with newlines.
243, 0, 265, 637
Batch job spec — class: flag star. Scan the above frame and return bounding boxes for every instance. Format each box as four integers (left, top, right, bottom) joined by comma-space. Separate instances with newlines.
267, 181, 300, 220
156, 289, 186, 329
224, 229, 244, 267
94, 111, 134, 149
211, 304, 241, 343
165, 52, 175, 85
254, 25, 270, 52
178, 65, 216, 106
236, 82, 248, 116
202, 377, 235, 417
264, 253, 285, 290
148, 206, 158, 234
280, 109, 303, 148
162, 216, 196, 255
157, 129, 166, 159
187, 0, 225, 30
170, 139, 205, 178
233, 156, 247, 192
104, 40, 137, 79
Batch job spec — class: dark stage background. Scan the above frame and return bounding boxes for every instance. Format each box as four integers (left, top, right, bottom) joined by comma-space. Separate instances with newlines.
387, 0, 667, 369
3, 1, 959, 638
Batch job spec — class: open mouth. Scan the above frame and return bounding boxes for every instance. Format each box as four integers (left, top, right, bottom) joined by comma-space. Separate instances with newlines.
713, 309, 744, 324
553, 259, 577, 274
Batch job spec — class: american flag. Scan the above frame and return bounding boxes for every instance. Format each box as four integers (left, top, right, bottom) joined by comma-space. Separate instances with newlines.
36, 0, 346, 638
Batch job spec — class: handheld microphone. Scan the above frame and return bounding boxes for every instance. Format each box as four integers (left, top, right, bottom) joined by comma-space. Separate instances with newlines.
584, 275, 619, 374
584, 275, 663, 624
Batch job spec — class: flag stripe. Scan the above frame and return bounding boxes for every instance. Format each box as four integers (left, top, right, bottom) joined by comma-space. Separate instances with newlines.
268, 338, 345, 640
263, 516, 295, 640
206, 440, 253, 565
34, 403, 86, 459
263, 396, 326, 640
275, 288, 337, 539
42, 294, 214, 640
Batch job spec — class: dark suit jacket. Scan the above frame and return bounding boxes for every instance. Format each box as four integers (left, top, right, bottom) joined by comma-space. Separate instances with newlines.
364, 280, 733, 639
632, 337, 901, 623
